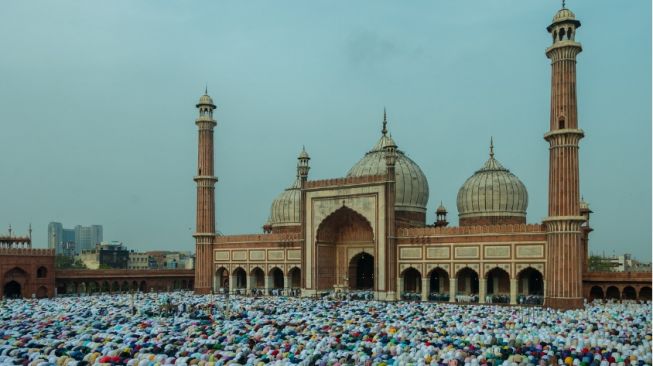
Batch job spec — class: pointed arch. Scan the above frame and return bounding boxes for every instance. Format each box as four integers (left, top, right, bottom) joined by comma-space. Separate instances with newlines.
288, 266, 301, 288
485, 267, 510, 295
232, 267, 247, 289
401, 267, 422, 294
268, 267, 284, 289
427, 267, 450, 297
455, 267, 479, 295
315, 206, 375, 290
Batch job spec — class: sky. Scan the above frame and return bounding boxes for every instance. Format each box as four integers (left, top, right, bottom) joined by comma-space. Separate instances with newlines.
0, 1, 650, 260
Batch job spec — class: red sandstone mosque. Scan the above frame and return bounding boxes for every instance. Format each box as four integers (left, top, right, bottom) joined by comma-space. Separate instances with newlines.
193, 5, 645, 310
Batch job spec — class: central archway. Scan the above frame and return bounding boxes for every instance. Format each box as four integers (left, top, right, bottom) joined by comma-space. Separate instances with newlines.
4, 281, 21, 298
315, 206, 374, 290
349, 252, 375, 290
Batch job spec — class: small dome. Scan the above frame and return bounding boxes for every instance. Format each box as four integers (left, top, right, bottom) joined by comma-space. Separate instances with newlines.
269, 148, 308, 228
269, 177, 301, 227
347, 116, 429, 213
298, 146, 310, 160
553, 8, 576, 22
196, 93, 215, 107
457, 145, 528, 222
436, 202, 447, 214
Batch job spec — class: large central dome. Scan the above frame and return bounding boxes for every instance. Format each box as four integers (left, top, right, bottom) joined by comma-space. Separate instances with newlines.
456, 140, 528, 226
346, 113, 429, 216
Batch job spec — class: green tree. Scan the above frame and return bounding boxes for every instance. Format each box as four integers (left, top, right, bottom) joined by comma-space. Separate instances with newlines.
588, 255, 615, 272
55, 255, 87, 269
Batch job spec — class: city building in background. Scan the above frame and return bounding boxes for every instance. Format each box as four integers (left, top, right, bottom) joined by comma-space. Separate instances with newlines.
590, 253, 653, 273
77, 241, 129, 269
145, 251, 195, 269
48, 222, 103, 256
128, 251, 150, 270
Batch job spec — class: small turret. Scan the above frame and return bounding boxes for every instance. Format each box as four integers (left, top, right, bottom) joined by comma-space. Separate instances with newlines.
434, 202, 449, 227
297, 146, 310, 181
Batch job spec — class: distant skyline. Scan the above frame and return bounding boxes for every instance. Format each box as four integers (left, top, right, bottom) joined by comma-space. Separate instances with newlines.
0, 1, 650, 260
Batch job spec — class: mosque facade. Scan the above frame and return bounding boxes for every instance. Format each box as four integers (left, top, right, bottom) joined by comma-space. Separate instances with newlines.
191, 6, 637, 310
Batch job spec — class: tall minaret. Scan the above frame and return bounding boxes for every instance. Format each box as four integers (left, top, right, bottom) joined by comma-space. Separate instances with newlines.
543, 5, 585, 310
194, 89, 217, 294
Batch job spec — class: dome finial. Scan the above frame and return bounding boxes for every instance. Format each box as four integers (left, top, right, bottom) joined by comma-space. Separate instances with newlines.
562, 0, 566, 9
382, 108, 388, 136
489, 137, 495, 159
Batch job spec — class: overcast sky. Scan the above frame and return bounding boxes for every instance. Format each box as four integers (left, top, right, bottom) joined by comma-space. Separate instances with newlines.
0, 1, 650, 260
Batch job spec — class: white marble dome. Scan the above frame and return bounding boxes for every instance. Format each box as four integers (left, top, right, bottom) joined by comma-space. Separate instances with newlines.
553, 7, 576, 22
197, 93, 214, 106
347, 122, 429, 214
269, 177, 301, 227
457, 147, 528, 221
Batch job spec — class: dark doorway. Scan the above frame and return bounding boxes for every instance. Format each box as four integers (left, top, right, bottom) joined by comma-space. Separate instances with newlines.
349, 252, 374, 290
4, 281, 21, 298
270, 268, 284, 289
289, 267, 301, 288
429, 268, 449, 294
518, 267, 544, 295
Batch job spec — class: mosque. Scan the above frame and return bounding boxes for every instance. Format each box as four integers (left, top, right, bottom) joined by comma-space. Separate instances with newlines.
193, 6, 601, 310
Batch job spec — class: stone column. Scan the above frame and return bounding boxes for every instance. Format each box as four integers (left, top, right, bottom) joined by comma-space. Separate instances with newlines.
421, 277, 429, 301
247, 276, 253, 294
265, 275, 272, 294
449, 278, 457, 303
510, 278, 518, 305
479, 278, 487, 304
229, 275, 235, 294
397, 277, 404, 299
284, 276, 291, 290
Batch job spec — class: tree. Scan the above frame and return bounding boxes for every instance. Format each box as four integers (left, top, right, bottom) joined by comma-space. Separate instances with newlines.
588, 255, 616, 272
55, 255, 87, 269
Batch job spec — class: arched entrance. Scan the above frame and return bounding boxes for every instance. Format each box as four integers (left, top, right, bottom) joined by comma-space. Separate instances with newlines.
4, 281, 21, 298
639, 287, 652, 301
428, 268, 449, 293
251, 267, 265, 289
589, 286, 604, 301
606, 286, 620, 300
486, 267, 510, 296
429, 268, 450, 301
456, 267, 479, 296
517, 267, 543, 295
622, 286, 637, 300
214, 267, 229, 292
233, 268, 247, 290
402, 267, 421, 293
269, 267, 284, 289
315, 206, 374, 290
3, 267, 27, 298
348, 252, 374, 290
288, 267, 301, 288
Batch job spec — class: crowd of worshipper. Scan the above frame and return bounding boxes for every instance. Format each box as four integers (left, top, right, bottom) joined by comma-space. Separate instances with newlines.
0, 291, 650, 366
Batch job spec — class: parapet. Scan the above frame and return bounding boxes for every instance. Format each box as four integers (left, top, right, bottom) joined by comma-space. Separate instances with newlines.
215, 232, 302, 245
304, 175, 386, 189
398, 223, 546, 237
0, 248, 55, 256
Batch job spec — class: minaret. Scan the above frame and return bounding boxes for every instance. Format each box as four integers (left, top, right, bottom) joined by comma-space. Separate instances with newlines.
298, 146, 310, 290
193, 89, 217, 294
382, 111, 397, 300
543, 5, 585, 310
